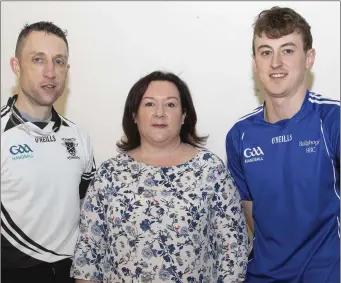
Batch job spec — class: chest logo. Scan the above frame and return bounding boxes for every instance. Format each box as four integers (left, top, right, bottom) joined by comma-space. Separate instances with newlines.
299, 139, 320, 154
62, 138, 80, 160
35, 135, 56, 143
271, 134, 293, 144
9, 144, 34, 160
244, 147, 264, 163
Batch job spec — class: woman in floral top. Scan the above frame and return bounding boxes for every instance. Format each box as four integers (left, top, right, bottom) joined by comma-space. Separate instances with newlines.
71, 71, 249, 283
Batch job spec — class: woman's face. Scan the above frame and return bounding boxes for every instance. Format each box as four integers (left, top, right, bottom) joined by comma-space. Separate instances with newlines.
134, 80, 186, 147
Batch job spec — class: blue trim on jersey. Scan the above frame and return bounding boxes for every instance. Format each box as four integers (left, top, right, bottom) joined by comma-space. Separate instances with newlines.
226, 90, 340, 283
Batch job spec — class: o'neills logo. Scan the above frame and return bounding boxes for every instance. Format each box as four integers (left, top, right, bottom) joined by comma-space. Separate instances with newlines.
35, 135, 56, 143
272, 134, 292, 144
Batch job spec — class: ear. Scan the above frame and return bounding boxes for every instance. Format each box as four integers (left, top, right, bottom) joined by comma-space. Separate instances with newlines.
182, 112, 186, 124
132, 112, 137, 124
253, 56, 257, 75
10, 57, 21, 78
305, 48, 315, 70
66, 64, 70, 74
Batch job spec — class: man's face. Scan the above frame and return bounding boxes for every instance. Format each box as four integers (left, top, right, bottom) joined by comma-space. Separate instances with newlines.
253, 31, 315, 98
12, 31, 69, 107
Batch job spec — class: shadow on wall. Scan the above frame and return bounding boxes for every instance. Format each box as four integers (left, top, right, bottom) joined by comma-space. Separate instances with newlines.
252, 68, 315, 105
11, 74, 70, 116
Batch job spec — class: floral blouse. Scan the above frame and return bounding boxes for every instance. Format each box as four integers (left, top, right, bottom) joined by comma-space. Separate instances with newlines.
71, 150, 249, 283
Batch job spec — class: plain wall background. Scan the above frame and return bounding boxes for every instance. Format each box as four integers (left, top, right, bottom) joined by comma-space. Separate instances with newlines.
1, 1, 340, 165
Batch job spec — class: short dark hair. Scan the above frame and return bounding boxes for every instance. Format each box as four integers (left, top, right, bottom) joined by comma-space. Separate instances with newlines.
252, 6, 313, 56
15, 21, 68, 58
117, 71, 208, 152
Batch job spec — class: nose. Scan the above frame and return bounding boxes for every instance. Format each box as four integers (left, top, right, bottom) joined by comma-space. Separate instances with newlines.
270, 52, 283, 69
154, 104, 165, 118
43, 60, 56, 79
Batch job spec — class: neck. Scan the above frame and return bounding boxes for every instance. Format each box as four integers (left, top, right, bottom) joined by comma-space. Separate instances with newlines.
139, 138, 182, 158
15, 91, 52, 120
264, 88, 307, 123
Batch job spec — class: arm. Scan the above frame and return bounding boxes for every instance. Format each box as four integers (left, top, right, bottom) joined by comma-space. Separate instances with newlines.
243, 200, 254, 235
79, 157, 96, 207
79, 135, 97, 207
324, 105, 340, 169
70, 163, 108, 282
210, 159, 249, 283
225, 129, 253, 232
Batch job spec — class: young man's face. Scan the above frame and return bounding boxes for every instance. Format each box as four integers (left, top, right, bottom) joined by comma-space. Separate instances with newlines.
11, 31, 69, 107
253, 31, 315, 98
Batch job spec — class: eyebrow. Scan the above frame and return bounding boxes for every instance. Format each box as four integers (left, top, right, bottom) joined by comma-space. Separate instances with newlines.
257, 42, 297, 51
29, 51, 68, 59
142, 96, 179, 100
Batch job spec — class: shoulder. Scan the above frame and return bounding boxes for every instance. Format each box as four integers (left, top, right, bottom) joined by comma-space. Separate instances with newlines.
1, 105, 11, 120
226, 105, 264, 139
197, 149, 226, 170
1, 105, 11, 133
194, 150, 231, 188
58, 114, 93, 146
1, 104, 11, 119
59, 114, 87, 136
306, 91, 340, 121
1, 104, 10, 115
96, 153, 130, 175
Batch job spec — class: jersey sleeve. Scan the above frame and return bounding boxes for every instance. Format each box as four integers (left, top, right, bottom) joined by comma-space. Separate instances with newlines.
324, 105, 340, 165
225, 127, 252, 201
79, 133, 96, 200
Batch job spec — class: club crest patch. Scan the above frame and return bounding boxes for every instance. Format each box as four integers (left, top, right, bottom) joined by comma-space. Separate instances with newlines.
62, 138, 80, 160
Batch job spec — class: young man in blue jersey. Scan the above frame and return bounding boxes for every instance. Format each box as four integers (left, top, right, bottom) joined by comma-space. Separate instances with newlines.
226, 6, 340, 283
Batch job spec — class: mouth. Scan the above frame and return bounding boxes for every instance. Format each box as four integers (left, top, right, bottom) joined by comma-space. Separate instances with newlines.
269, 73, 287, 79
41, 84, 56, 90
152, 124, 167, 128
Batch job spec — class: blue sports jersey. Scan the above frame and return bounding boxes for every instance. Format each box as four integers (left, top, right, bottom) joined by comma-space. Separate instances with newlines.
226, 90, 340, 283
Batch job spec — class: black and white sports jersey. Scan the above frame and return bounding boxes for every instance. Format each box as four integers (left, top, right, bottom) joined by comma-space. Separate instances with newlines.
1, 95, 96, 268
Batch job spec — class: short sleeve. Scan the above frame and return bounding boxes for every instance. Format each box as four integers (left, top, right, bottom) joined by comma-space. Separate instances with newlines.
324, 105, 340, 165
79, 133, 96, 200
225, 127, 252, 201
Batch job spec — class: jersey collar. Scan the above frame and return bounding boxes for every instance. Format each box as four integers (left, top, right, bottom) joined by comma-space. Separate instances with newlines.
260, 89, 311, 126
7, 94, 62, 132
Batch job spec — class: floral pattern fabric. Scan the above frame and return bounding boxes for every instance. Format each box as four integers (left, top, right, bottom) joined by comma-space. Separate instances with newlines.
71, 150, 249, 283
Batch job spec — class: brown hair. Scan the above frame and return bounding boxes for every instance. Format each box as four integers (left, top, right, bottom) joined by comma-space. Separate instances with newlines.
252, 6, 312, 55
15, 21, 68, 59
117, 71, 208, 152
